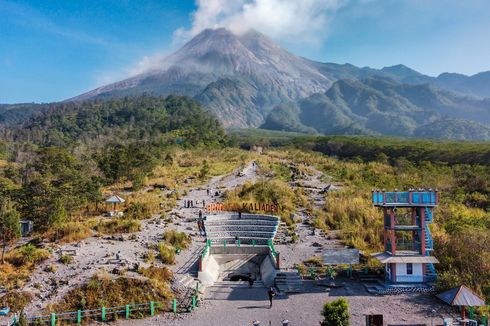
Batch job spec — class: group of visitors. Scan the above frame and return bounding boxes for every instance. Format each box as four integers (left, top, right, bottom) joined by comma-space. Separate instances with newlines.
184, 199, 206, 208
206, 188, 221, 197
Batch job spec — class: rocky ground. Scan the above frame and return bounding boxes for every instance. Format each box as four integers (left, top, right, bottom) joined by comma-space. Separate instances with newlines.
20, 161, 260, 315
19, 159, 458, 325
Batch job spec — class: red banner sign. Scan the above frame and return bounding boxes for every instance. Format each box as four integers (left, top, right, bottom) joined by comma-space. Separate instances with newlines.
206, 202, 279, 213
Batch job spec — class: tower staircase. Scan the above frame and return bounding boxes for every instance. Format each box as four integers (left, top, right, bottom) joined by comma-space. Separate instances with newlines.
424, 207, 437, 282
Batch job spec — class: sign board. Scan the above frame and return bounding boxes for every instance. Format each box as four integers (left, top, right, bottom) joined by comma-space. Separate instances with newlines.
323, 249, 359, 265
207, 202, 279, 213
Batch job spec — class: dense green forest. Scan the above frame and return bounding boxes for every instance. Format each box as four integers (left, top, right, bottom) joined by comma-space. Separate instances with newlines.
0, 95, 226, 232
232, 129, 490, 165
1, 95, 225, 149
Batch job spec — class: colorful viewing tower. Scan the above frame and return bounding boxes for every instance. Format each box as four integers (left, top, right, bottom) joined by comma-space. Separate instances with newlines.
372, 189, 439, 284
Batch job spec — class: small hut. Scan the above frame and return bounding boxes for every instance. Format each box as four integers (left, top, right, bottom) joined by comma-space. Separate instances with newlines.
19, 220, 33, 237
105, 195, 125, 217
437, 285, 486, 320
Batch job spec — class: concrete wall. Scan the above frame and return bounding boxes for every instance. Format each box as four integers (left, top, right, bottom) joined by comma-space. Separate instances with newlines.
199, 246, 278, 286
260, 254, 278, 287
210, 246, 270, 255
198, 254, 220, 285
395, 263, 423, 282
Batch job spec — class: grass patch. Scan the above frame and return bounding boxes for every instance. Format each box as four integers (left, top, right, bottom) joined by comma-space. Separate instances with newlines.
0, 263, 31, 290
59, 254, 74, 265
44, 221, 93, 243
225, 179, 305, 225
0, 291, 33, 312
137, 266, 173, 289
157, 243, 176, 265
92, 218, 141, 234
5, 244, 50, 268
48, 275, 173, 317
163, 230, 191, 250
304, 256, 324, 267
124, 202, 152, 220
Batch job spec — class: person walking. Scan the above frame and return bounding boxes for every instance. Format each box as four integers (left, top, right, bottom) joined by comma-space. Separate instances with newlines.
268, 287, 275, 308
197, 220, 202, 235
199, 210, 202, 219
202, 199, 205, 208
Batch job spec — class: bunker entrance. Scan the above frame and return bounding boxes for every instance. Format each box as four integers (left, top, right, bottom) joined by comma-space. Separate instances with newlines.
215, 253, 265, 282
198, 247, 278, 287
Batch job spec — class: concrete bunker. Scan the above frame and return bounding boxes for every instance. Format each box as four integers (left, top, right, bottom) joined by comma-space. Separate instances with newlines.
198, 213, 280, 287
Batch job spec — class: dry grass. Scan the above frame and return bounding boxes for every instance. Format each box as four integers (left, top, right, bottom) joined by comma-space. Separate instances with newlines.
0, 263, 31, 290
43, 221, 93, 243
5, 244, 50, 267
157, 242, 176, 265
137, 266, 173, 289
48, 275, 173, 316
163, 230, 191, 250
0, 291, 33, 312
91, 218, 141, 234
0, 244, 51, 292
225, 178, 305, 225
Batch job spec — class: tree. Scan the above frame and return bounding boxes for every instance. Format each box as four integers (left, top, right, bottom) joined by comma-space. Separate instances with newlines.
0, 199, 21, 264
47, 198, 68, 227
321, 298, 350, 326
199, 160, 209, 180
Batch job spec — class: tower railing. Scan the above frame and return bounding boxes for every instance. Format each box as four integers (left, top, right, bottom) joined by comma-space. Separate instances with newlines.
372, 191, 438, 206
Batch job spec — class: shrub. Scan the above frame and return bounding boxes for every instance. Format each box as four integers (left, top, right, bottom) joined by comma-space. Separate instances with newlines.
157, 242, 176, 265
0, 291, 33, 312
44, 264, 57, 272
321, 298, 350, 326
304, 256, 323, 267
59, 254, 74, 265
138, 266, 172, 281
124, 202, 152, 220
144, 250, 156, 263
5, 244, 50, 267
92, 218, 141, 234
44, 222, 92, 243
163, 230, 190, 250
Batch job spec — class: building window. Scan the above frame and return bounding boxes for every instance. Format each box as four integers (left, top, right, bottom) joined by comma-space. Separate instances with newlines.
407, 263, 413, 275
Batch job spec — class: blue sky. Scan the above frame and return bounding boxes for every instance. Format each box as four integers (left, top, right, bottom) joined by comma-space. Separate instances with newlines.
1, 0, 490, 103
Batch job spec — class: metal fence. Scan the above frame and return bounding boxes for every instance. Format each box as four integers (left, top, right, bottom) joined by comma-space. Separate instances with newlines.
25, 297, 198, 325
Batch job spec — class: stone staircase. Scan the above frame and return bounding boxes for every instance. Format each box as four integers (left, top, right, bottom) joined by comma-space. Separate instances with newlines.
275, 271, 303, 293
212, 280, 265, 288
174, 274, 204, 294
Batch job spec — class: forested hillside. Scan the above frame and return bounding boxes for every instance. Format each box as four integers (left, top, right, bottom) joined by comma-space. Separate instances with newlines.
1, 95, 225, 148
261, 77, 490, 140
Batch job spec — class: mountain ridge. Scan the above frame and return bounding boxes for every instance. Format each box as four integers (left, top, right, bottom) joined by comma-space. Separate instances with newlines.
261, 77, 490, 140
3, 28, 490, 140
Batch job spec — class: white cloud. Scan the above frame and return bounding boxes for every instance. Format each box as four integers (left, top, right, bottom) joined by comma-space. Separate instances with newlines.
174, 0, 347, 44
93, 51, 169, 87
